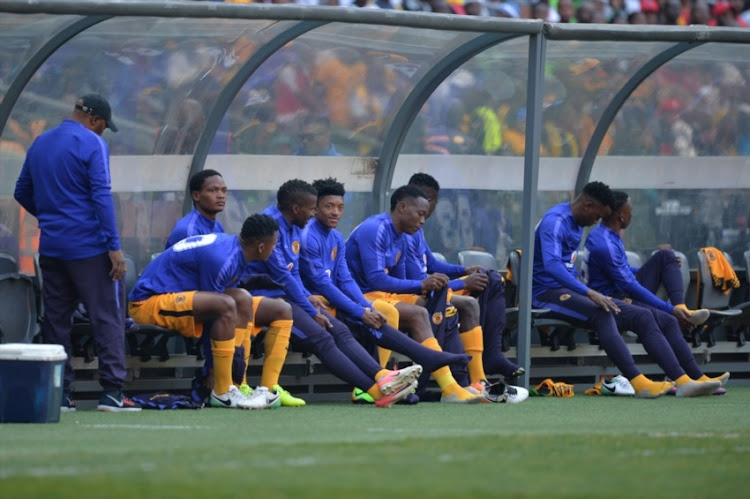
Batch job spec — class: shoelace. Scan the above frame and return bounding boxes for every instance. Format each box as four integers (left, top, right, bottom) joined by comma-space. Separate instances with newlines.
613, 377, 630, 390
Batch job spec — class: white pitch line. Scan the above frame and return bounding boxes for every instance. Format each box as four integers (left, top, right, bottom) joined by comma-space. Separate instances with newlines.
81, 424, 212, 430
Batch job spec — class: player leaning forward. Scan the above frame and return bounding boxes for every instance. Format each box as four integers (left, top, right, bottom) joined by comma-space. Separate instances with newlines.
128, 214, 285, 409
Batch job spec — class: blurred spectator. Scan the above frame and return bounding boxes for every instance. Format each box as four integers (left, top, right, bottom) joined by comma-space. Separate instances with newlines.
557, 0, 576, 22
710, 0, 749, 26
275, 45, 319, 133
464, 0, 488, 15
609, 0, 629, 21
294, 115, 342, 156
531, 1, 548, 20
312, 47, 367, 130
155, 98, 206, 155
663, 0, 682, 24
576, 1, 596, 22
640, 0, 661, 23
689, 0, 712, 24
652, 97, 697, 156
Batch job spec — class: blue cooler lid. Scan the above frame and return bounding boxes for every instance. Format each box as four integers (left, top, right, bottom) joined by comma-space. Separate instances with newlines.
0, 343, 67, 361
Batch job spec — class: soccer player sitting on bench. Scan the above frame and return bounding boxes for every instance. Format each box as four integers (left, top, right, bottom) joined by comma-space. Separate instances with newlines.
584, 190, 728, 395
532, 181, 719, 398
129, 214, 285, 409
346, 185, 484, 404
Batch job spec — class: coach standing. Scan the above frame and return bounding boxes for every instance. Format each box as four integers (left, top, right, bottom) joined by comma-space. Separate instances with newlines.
14, 94, 140, 412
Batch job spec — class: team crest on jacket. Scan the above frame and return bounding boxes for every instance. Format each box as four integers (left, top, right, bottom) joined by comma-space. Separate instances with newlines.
395, 251, 401, 263
175, 294, 187, 305
287, 262, 294, 271
292, 240, 300, 254
432, 312, 443, 325
559, 294, 571, 301
331, 247, 337, 261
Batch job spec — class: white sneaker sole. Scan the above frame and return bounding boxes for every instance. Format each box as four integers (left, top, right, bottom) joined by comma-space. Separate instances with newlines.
378, 364, 423, 395
675, 380, 722, 398
688, 309, 710, 326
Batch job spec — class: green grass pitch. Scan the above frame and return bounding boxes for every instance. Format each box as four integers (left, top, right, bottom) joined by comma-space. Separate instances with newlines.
2, 387, 749, 498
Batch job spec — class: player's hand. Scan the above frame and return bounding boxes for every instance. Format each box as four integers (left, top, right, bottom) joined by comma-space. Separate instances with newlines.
313, 312, 332, 330
421, 273, 449, 293
361, 308, 385, 329
464, 265, 482, 275
308, 295, 327, 312
463, 272, 489, 293
672, 306, 694, 329
109, 250, 126, 281
586, 289, 620, 314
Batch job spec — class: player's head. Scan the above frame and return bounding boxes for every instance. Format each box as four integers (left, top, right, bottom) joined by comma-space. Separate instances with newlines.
574, 181, 614, 227
389, 185, 430, 235
277, 179, 318, 228
240, 213, 279, 262
408, 173, 440, 218
189, 169, 226, 218
603, 190, 632, 229
312, 177, 345, 230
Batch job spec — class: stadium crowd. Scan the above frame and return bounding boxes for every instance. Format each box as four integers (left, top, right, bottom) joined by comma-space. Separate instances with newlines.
209, 0, 750, 27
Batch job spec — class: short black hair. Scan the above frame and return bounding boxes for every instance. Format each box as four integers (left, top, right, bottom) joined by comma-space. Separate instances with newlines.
602, 190, 630, 222
240, 214, 279, 243
581, 181, 615, 209
312, 177, 345, 199
190, 169, 222, 194
390, 185, 428, 212
277, 179, 318, 211
610, 191, 630, 213
408, 173, 440, 192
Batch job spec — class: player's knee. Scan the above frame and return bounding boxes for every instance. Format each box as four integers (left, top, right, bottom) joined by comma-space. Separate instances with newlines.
457, 297, 480, 323
231, 288, 253, 313
278, 300, 292, 320
654, 249, 676, 265
632, 308, 656, 330
218, 294, 237, 315
268, 298, 292, 321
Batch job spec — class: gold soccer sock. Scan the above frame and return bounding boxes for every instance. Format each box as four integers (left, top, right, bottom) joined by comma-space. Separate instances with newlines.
372, 299, 399, 324
211, 338, 236, 395
260, 319, 292, 389
460, 326, 486, 384
421, 337, 474, 399
372, 300, 398, 368
674, 374, 700, 387
366, 383, 383, 400
699, 372, 730, 386
630, 374, 673, 399
377, 347, 392, 368
234, 326, 251, 386
365, 369, 394, 400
